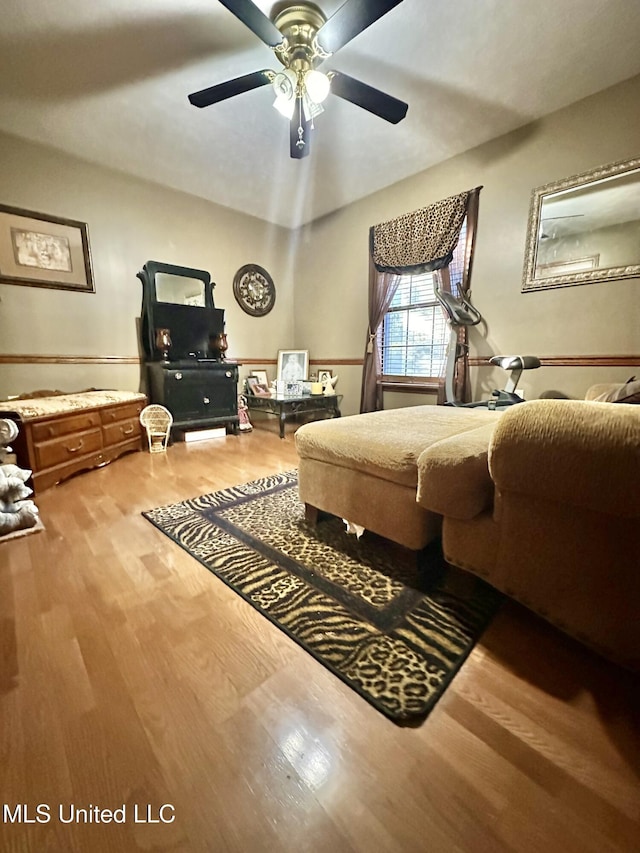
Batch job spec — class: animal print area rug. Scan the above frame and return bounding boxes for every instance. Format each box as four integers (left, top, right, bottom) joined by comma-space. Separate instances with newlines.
142, 471, 502, 722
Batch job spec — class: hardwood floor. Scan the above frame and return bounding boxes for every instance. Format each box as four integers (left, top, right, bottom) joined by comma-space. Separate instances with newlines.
1, 424, 638, 852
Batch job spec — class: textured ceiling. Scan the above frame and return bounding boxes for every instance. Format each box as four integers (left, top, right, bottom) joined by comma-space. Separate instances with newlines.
1, 0, 640, 228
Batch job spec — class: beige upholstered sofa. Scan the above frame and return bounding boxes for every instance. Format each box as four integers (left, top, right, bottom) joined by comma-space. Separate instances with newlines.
418, 396, 639, 671
296, 382, 640, 670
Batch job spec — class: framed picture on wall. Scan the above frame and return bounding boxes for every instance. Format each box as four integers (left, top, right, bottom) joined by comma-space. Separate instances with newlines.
0, 203, 94, 292
277, 350, 309, 383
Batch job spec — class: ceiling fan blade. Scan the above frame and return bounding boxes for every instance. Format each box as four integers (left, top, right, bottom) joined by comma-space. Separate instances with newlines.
290, 100, 311, 159
316, 0, 404, 55
330, 71, 408, 123
216, 0, 283, 47
188, 70, 272, 107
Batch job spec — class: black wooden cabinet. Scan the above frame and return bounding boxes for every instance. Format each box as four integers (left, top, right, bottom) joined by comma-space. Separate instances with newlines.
147, 361, 239, 433
137, 261, 239, 435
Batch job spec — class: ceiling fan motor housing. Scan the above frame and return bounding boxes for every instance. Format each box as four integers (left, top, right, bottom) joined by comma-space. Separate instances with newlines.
273, 2, 328, 72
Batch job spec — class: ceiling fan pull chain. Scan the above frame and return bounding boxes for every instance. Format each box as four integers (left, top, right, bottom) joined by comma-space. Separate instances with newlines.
296, 98, 305, 149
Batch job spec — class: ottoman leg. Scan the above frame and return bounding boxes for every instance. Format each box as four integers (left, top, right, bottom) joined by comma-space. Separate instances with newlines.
305, 503, 320, 525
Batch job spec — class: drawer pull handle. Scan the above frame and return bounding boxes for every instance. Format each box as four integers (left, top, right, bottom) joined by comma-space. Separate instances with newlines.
122, 425, 134, 435
203, 397, 210, 404
66, 439, 84, 453
175, 372, 183, 380
225, 371, 232, 378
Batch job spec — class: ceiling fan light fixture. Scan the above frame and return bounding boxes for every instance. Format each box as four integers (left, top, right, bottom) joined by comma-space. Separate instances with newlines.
302, 91, 323, 122
272, 68, 297, 99
274, 94, 296, 119
304, 69, 330, 104
272, 68, 297, 118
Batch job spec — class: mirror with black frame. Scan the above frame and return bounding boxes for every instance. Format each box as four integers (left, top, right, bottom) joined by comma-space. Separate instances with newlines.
522, 157, 640, 292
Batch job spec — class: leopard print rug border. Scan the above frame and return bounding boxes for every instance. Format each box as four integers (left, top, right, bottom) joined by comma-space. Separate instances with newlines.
143, 470, 502, 721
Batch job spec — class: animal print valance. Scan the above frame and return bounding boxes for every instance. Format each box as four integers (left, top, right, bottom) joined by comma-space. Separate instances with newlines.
371, 189, 477, 274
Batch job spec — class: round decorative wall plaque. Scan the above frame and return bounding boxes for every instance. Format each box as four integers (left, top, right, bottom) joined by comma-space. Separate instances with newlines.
233, 264, 276, 316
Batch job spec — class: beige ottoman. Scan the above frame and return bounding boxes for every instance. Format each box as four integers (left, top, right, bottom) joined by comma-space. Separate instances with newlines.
295, 405, 500, 550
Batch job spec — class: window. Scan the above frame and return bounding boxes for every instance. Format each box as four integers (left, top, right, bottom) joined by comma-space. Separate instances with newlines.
381, 219, 468, 381
382, 272, 447, 377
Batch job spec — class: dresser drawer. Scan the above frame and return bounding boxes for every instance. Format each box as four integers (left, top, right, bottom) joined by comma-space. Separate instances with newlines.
34, 428, 103, 470
31, 411, 101, 442
102, 417, 141, 447
100, 402, 145, 425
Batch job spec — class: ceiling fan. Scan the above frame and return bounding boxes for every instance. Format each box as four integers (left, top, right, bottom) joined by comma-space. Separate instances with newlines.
188, 0, 408, 159
539, 214, 584, 239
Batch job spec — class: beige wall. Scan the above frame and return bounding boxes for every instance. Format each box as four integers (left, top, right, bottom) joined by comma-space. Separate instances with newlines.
0, 130, 295, 398
295, 74, 640, 414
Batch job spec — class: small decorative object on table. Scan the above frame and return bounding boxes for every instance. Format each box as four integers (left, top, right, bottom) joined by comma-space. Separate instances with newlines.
277, 350, 309, 383
318, 369, 337, 393
246, 376, 271, 397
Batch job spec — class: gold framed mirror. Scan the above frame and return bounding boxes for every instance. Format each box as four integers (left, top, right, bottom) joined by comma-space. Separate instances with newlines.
522, 157, 640, 292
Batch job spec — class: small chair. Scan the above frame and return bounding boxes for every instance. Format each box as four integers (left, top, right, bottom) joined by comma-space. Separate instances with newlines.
139, 404, 173, 453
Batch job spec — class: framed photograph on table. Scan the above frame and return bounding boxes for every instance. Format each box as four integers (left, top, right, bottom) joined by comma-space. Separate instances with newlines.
277, 350, 309, 383
0, 204, 94, 292
246, 376, 270, 397
318, 370, 333, 384
252, 369, 269, 386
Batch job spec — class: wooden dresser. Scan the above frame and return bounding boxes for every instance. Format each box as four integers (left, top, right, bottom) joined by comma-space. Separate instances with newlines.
0, 391, 147, 494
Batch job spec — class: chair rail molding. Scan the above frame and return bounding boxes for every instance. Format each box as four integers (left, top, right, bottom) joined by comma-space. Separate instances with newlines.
470, 355, 640, 368
0, 354, 366, 366
3, 354, 637, 368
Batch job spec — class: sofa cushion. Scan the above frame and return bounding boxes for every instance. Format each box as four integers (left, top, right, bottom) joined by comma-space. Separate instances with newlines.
416, 423, 498, 519
590, 378, 640, 404
295, 405, 501, 487
489, 399, 640, 517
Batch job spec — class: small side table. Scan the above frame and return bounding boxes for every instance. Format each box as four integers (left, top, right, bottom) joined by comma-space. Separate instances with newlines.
246, 393, 342, 438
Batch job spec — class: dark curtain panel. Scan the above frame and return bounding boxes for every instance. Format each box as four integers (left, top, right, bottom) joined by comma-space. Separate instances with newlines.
362, 187, 482, 413
360, 253, 401, 413
436, 188, 481, 404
